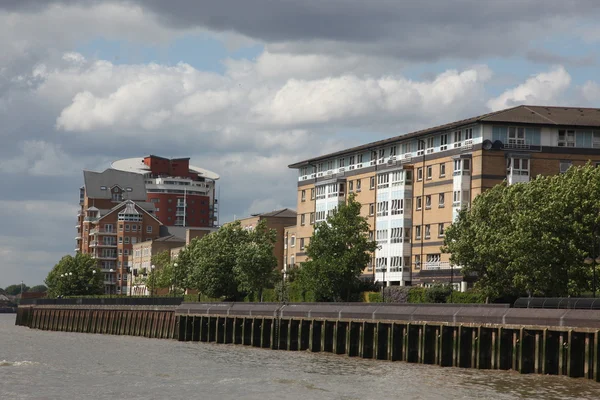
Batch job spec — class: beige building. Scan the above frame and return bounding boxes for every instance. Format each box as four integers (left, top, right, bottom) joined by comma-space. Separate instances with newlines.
288, 105, 600, 290
231, 209, 297, 272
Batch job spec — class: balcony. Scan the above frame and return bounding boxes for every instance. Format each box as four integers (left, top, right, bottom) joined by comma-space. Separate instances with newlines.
93, 254, 117, 260
103, 280, 117, 285
422, 261, 455, 270
90, 228, 117, 235
84, 216, 100, 223
175, 211, 186, 217
90, 241, 117, 248
504, 139, 530, 150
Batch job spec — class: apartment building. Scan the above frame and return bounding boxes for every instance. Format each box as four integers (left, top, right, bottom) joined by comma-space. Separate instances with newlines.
230, 209, 297, 272
288, 105, 600, 290
111, 155, 220, 228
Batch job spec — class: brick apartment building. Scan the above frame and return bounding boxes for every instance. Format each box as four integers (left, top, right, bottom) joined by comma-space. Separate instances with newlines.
287, 105, 600, 290
76, 155, 220, 294
231, 209, 297, 272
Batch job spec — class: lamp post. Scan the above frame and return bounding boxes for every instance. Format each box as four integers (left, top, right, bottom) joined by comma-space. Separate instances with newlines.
150, 264, 155, 297
173, 263, 178, 297
109, 269, 114, 296
583, 255, 600, 298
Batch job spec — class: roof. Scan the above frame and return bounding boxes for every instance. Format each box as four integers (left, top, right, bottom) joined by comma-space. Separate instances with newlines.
159, 225, 218, 239
288, 105, 600, 168
100, 200, 162, 225
250, 208, 297, 218
154, 234, 186, 243
83, 169, 147, 200
111, 157, 220, 181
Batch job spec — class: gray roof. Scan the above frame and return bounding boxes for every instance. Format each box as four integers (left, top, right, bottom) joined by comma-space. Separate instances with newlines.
159, 225, 218, 239
251, 208, 297, 218
154, 234, 186, 243
288, 105, 600, 168
83, 168, 147, 200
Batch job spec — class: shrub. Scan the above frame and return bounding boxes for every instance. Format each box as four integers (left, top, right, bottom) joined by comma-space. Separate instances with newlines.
367, 292, 382, 303
424, 284, 452, 303
447, 290, 486, 304
407, 287, 427, 303
383, 286, 410, 303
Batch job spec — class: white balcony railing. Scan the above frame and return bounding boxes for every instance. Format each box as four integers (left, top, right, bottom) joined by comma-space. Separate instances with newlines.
423, 261, 452, 270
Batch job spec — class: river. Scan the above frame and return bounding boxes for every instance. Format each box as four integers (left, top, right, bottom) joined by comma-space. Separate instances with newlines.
1, 314, 599, 399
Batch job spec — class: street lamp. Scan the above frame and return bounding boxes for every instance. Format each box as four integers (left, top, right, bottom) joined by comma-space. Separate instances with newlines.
583, 255, 600, 298
173, 263, 178, 297
150, 264, 155, 297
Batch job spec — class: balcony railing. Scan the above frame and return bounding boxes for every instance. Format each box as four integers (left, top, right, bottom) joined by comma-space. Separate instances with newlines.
422, 261, 457, 270
90, 228, 117, 235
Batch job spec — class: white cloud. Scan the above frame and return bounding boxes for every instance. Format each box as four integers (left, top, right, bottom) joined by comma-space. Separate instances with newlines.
487, 66, 572, 111
0, 140, 79, 177
582, 81, 600, 102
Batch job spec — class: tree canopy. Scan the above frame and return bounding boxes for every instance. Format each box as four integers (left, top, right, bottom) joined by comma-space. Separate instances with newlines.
296, 193, 378, 301
4, 284, 29, 296
443, 163, 600, 299
45, 253, 103, 297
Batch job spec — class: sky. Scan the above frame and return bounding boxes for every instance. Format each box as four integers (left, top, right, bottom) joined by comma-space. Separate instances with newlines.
2, 0, 600, 287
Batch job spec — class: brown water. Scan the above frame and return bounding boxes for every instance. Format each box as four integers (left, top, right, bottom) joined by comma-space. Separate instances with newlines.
1, 314, 599, 399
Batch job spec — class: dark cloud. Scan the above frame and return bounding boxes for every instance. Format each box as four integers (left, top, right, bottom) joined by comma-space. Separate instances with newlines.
526, 49, 596, 67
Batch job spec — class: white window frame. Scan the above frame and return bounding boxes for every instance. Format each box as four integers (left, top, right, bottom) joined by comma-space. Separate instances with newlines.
558, 130, 575, 147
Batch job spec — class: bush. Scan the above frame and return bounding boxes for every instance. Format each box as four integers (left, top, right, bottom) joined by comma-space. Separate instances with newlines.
367, 292, 382, 303
407, 287, 427, 303
448, 290, 486, 304
424, 284, 452, 303
383, 286, 410, 303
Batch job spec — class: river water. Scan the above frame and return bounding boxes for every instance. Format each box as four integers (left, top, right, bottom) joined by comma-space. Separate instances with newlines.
1, 315, 600, 399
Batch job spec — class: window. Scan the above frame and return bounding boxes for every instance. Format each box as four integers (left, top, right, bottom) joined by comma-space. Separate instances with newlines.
426, 137, 434, 153
390, 146, 397, 156
426, 166, 432, 180
290, 236, 296, 247
377, 201, 389, 216
119, 224, 123, 232
119, 249, 123, 256
369, 203, 375, 216
453, 130, 462, 147
453, 191, 461, 206
349, 155, 355, 166
439, 193, 445, 207
124, 249, 129, 256
416, 196, 422, 210
310, 212, 315, 224
390, 228, 402, 243
391, 199, 403, 215
415, 225, 421, 239
150, 198, 159, 203
404, 228, 411, 243
339, 158, 345, 168
369, 231, 374, 241
508, 126, 526, 146
301, 190, 306, 202
560, 160, 572, 173
370, 177, 375, 189
132, 224, 137, 232
417, 140, 425, 155
378, 149, 385, 160
464, 128, 473, 140
168, 198, 172, 203
125, 224, 130, 232
438, 223, 445, 237
425, 195, 431, 209
440, 163, 446, 177
414, 255, 421, 269
558, 130, 575, 147
357, 154, 363, 164
426, 254, 441, 267
593, 132, 600, 149
300, 238, 305, 250
507, 158, 529, 176
356, 179, 362, 191
349, 181, 354, 191
132, 237, 137, 244
146, 226, 152, 233
376, 230, 388, 244
425, 224, 431, 239
453, 158, 470, 175
440, 134, 448, 150
301, 214, 306, 226
417, 167, 423, 181
327, 160, 333, 170
118, 237, 123, 244
124, 237, 130, 244
377, 173, 390, 188
311, 188, 315, 200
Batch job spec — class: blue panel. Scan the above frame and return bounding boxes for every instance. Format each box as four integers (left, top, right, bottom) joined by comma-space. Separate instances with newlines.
580, 131, 593, 147
576, 131, 585, 147
411, 141, 417, 152
433, 135, 441, 147
526, 127, 541, 146
492, 126, 507, 142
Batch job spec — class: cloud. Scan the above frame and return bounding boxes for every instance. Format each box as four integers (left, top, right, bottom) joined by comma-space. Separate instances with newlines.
486, 66, 572, 111
0, 140, 79, 177
582, 81, 600, 102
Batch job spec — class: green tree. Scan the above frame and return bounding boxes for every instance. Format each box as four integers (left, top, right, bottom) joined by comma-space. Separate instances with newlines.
443, 164, 600, 300
187, 222, 249, 299
28, 285, 47, 293
4, 284, 29, 296
234, 219, 278, 301
45, 253, 103, 297
297, 193, 378, 301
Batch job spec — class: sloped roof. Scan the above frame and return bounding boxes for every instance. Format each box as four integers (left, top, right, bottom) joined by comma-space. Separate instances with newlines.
288, 105, 600, 168
154, 234, 186, 243
83, 169, 147, 200
251, 208, 297, 218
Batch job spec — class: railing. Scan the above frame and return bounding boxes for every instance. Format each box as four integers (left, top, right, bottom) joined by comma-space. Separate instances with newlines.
422, 261, 453, 270
90, 228, 117, 235
19, 297, 184, 306
504, 139, 530, 150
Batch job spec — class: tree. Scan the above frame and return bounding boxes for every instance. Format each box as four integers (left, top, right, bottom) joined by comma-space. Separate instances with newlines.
4, 284, 29, 296
443, 164, 600, 300
29, 285, 47, 293
145, 251, 172, 295
234, 219, 278, 301
187, 222, 249, 299
45, 253, 103, 297
297, 193, 378, 301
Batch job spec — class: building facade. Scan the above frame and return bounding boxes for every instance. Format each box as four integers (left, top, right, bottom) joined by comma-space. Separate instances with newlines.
111, 155, 220, 228
288, 105, 600, 289
230, 209, 297, 273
